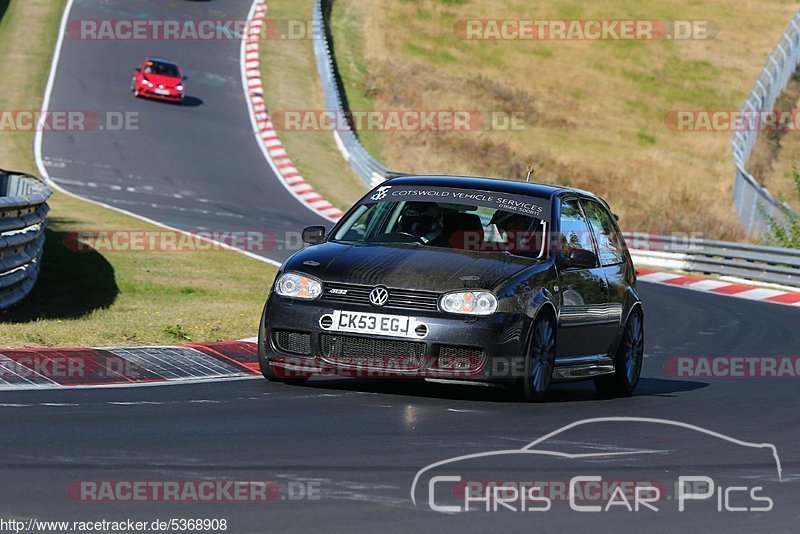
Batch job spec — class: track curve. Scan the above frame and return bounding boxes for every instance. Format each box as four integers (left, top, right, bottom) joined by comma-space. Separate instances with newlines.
2, 285, 799, 530
7, 0, 800, 531
37, 0, 326, 263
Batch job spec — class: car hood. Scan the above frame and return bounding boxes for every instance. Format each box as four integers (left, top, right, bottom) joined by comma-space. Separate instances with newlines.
283, 242, 539, 292
143, 73, 181, 87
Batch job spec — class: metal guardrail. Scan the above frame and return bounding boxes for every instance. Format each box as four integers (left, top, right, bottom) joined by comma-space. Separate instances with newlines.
313, 0, 393, 187
312, 2, 800, 289
315, 2, 800, 235
626, 234, 800, 288
0, 170, 51, 311
732, 10, 800, 235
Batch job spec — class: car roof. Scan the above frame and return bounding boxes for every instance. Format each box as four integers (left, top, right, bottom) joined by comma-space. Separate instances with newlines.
145, 57, 178, 66
382, 174, 603, 202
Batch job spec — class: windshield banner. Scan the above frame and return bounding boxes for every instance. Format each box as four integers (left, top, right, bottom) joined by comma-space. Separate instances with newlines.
366, 185, 551, 220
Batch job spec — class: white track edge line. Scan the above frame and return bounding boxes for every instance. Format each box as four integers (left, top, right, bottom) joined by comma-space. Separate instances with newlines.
240, 0, 340, 225
33, 0, 281, 268
0, 375, 261, 393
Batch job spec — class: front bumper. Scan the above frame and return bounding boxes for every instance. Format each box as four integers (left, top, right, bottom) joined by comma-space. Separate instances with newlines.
138, 85, 184, 102
261, 295, 528, 381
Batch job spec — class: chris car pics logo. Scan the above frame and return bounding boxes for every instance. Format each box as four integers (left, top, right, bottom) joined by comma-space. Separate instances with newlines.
371, 186, 392, 201
411, 417, 783, 514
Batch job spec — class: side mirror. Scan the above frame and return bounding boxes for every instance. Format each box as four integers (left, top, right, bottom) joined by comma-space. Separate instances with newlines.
564, 248, 598, 269
135, 67, 141, 72
302, 225, 326, 245
182, 75, 188, 80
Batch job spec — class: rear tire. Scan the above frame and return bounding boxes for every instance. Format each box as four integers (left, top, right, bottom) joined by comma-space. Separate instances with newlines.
594, 306, 643, 396
517, 311, 556, 402
257, 304, 310, 385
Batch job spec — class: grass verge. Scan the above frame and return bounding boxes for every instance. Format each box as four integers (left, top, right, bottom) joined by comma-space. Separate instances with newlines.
0, 0, 277, 347
260, 0, 368, 210
329, 0, 799, 240
1, 192, 276, 348
0, 0, 65, 173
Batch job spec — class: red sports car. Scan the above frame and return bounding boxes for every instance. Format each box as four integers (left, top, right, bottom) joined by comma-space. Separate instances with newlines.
131, 57, 185, 103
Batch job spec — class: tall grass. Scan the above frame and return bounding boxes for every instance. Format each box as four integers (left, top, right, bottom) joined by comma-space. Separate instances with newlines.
330, 0, 799, 240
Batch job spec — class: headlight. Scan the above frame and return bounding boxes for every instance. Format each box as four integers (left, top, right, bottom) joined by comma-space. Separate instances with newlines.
176, 85, 184, 91
275, 272, 322, 300
143, 80, 153, 87
439, 291, 497, 315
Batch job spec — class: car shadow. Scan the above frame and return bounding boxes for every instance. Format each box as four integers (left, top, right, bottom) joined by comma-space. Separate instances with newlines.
280, 376, 708, 403
137, 95, 203, 107
181, 96, 203, 107
0, 225, 118, 322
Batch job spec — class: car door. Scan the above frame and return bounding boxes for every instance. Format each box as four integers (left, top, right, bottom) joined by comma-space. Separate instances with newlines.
555, 197, 616, 358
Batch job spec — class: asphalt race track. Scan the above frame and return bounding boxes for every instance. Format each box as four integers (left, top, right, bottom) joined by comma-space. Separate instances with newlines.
39, 0, 326, 262
1, 284, 799, 531
9, 0, 800, 531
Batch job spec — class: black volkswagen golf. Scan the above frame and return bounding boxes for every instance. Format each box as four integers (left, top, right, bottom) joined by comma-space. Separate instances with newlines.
258, 176, 643, 400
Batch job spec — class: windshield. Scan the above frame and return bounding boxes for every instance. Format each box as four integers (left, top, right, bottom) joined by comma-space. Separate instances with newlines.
145, 61, 180, 77
333, 186, 551, 259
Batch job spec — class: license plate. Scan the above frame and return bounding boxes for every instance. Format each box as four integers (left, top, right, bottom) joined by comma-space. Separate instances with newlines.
325, 310, 417, 338
154, 89, 170, 95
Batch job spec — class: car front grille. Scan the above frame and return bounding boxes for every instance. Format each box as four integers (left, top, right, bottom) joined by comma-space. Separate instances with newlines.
321, 282, 440, 311
272, 330, 312, 355
319, 333, 426, 370
435, 346, 485, 371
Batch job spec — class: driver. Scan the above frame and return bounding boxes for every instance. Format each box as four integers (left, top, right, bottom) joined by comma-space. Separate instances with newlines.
396, 202, 448, 246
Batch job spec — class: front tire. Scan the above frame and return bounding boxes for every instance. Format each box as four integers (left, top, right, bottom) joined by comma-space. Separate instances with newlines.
595, 306, 644, 396
517, 312, 556, 402
257, 304, 311, 385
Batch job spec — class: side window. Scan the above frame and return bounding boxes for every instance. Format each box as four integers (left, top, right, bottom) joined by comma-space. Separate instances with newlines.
581, 200, 626, 266
559, 198, 596, 261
